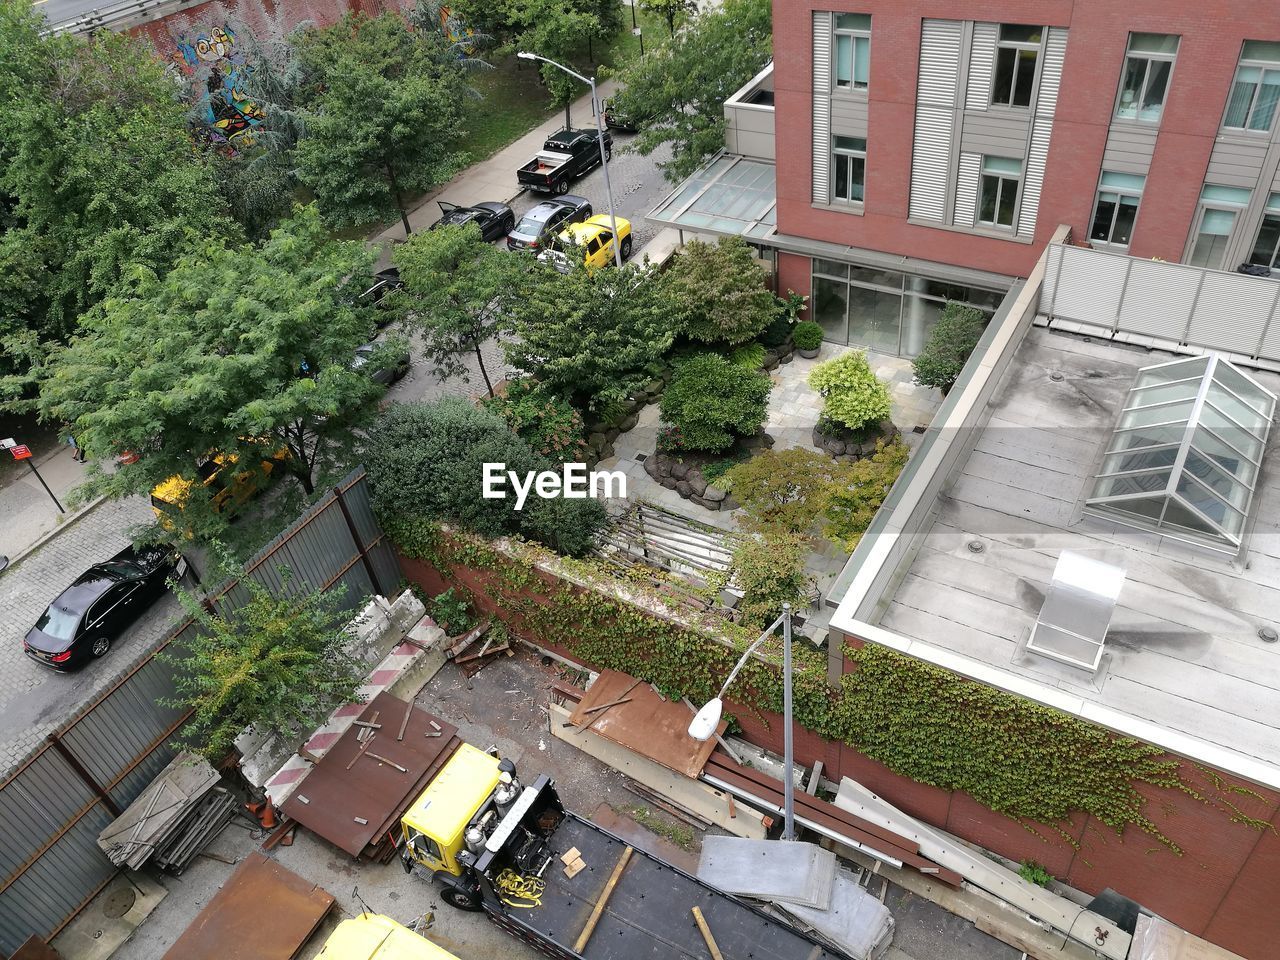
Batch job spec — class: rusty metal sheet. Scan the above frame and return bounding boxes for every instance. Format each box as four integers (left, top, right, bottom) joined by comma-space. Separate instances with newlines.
160, 852, 333, 960
568, 670, 722, 779
280, 692, 459, 857
13, 937, 63, 960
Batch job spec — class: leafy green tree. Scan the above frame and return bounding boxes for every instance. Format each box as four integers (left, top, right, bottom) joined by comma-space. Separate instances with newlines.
809, 351, 893, 433
293, 14, 466, 235
504, 262, 676, 412
393, 223, 521, 396
659, 352, 771, 452
0, 2, 238, 406
641, 0, 697, 38
725, 447, 856, 535
664, 236, 777, 344
519, 0, 605, 129
164, 575, 365, 760
37, 206, 389, 539
610, 0, 771, 180
911, 302, 987, 394
823, 438, 909, 550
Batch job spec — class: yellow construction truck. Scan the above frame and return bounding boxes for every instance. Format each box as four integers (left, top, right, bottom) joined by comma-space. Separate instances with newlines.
399, 745, 849, 960
316, 914, 457, 959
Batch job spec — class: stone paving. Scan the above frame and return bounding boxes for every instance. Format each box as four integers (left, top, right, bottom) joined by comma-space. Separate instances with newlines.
599, 345, 943, 630
0, 496, 180, 777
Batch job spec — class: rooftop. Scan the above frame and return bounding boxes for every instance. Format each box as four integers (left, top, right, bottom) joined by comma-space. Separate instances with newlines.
831, 321, 1280, 788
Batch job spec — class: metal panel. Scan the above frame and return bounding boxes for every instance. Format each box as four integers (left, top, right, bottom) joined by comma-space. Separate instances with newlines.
910, 20, 962, 222
1206, 139, 1269, 190
954, 152, 981, 226
831, 96, 868, 138
916, 19, 962, 107
1186, 273, 1279, 354
812, 12, 832, 204
1018, 28, 1067, 238
1102, 125, 1159, 176
958, 112, 1030, 156
1116, 259, 1201, 339
1046, 245, 1129, 326
965, 22, 997, 110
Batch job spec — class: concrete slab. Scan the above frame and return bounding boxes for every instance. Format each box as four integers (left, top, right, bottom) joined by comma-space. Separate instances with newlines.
51, 872, 167, 960
698, 835, 836, 908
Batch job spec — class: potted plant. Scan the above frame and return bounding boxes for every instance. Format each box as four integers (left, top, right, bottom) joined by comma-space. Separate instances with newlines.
792, 321, 824, 358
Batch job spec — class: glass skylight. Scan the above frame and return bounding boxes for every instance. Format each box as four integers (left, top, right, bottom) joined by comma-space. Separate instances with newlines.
1086, 354, 1276, 551
648, 153, 777, 239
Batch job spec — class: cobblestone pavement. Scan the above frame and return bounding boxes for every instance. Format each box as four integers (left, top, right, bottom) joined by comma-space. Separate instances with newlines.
0, 497, 180, 777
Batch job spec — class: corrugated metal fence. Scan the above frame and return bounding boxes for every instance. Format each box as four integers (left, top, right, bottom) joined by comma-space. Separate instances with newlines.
1041, 242, 1280, 365
0, 468, 399, 955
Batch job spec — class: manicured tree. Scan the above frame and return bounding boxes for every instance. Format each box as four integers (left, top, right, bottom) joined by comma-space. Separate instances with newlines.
642, 0, 698, 38
394, 223, 522, 396
724, 447, 856, 535
164, 576, 365, 760
808, 351, 893, 434
659, 353, 771, 453
911, 302, 987, 395
663, 236, 777, 345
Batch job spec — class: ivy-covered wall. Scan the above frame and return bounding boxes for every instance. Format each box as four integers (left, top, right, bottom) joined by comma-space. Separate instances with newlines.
393, 521, 1280, 956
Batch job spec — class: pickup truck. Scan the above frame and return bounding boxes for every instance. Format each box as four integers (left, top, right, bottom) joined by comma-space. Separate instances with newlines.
401, 745, 848, 960
517, 129, 613, 195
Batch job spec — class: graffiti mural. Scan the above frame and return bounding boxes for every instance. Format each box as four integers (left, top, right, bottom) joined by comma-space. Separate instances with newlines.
169, 24, 265, 154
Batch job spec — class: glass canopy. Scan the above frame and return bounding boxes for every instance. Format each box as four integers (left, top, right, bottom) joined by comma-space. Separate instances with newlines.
647, 153, 777, 239
1086, 354, 1276, 551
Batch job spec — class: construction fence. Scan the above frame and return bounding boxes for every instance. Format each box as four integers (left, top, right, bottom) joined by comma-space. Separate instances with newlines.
0, 467, 399, 956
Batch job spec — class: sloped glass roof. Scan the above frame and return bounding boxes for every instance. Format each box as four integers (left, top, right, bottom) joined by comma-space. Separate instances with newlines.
1087, 354, 1276, 551
647, 153, 776, 239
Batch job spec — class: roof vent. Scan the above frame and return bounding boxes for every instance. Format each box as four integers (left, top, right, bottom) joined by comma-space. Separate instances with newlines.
1027, 551, 1126, 672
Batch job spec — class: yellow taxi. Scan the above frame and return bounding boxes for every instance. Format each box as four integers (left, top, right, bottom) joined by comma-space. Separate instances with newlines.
150, 446, 286, 525
539, 214, 632, 272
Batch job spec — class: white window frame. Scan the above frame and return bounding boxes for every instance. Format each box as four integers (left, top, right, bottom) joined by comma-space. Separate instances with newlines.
1114, 33, 1179, 123
1089, 172, 1146, 247
1185, 185, 1251, 269
833, 13, 871, 93
1223, 41, 1280, 134
978, 156, 1022, 229
832, 135, 866, 204
990, 24, 1043, 109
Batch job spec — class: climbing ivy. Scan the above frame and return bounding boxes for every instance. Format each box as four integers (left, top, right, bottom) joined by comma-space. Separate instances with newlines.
389, 519, 1263, 853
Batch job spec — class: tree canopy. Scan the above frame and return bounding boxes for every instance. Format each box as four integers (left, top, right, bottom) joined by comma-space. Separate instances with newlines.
664, 236, 778, 344
37, 205, 390, 542
609, 0, 772, 180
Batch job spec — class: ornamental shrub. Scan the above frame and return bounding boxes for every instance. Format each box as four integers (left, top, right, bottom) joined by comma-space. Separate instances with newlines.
823, 438, 909, 549
727, 531, 811, 629
725, 447, 857, 535
808, 351, 892, 432
759, 314, 794, 349
912, 302, 987, 394
659, 353, 771, 453
664, 237, 778, 345
792, 321, 823, 351
484, 378, 586, 463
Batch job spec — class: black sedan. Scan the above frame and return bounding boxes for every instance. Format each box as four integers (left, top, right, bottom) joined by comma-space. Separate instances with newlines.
507, 195, 593, 251
24, 545, 185, 670
430, 200, 515, 242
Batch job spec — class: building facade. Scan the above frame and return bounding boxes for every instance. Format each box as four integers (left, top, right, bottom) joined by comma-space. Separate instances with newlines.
699, 1, 1280, 358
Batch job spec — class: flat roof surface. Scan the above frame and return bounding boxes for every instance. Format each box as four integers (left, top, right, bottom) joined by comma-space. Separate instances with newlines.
873, 327, 1280, 774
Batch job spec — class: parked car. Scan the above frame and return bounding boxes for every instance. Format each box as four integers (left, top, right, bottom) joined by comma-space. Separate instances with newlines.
429, 201, 515, 242
359, 267, 405, 326
353, 340, 411, 385
150, 445, 286, 528
602, 97, 651, 133
516, 128, 612, 195
538, 214, 633, 272
23, 545, 185, 670
506, 195, 592, 251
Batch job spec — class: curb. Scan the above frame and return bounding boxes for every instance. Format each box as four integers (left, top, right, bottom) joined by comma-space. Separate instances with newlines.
0, 495, 108, 575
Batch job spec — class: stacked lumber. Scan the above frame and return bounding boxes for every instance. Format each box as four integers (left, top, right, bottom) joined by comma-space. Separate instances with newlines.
99, 753, 234, 873
445, 621, 514, 676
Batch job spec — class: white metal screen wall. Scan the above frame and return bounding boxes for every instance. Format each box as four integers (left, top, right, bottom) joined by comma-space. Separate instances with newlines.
812, 13, 832, 205
909, 19, 962, 222
1017, 27, 1067, 238
965, 22, 997, 110
954, 152, 981, 227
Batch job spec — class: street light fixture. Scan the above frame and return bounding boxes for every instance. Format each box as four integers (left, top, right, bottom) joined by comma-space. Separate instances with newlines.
688, 603, 797, 841
517, 51, 624, 269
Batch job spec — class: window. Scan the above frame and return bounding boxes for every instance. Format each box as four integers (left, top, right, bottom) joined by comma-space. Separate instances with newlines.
1115, 33, 1178, 122
978, 156, 1021, 228
832, 135, 866, 203
1187, 185, 1250, 268
1224, 41, 1280, 132
1090, 172, 1145, 246
1250, 194, 1280, 269
991, 24, 1042, 107
834, 14, 871, 91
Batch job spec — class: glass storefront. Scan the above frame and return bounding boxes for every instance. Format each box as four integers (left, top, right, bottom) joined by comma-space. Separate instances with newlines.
811, 260, 1002, 357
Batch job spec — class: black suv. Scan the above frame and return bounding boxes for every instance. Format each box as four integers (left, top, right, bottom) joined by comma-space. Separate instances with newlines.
507, 195, 593, 252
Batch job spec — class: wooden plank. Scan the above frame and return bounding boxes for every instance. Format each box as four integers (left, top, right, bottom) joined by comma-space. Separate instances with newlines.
691, 906, 726, 960
582, 696, 634, 715
573, 846, 633, 954
396, 700, 412, 742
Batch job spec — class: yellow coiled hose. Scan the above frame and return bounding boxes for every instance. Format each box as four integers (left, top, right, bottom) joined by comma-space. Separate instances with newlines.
495, 868, 545, 908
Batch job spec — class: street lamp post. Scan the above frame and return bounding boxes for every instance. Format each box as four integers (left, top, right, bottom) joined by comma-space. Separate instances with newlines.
688, 603, 796, 841
517, 51, 624, 269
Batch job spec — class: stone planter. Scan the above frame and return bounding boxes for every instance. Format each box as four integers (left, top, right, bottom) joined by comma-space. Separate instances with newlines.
811, 419, 900, 461
797, 346, 820, 359
641, 441, 770, 512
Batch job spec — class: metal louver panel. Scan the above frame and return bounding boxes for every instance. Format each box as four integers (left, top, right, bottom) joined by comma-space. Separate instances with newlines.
954, 152, 981, 226
1046, 245, 1127, 327
1116, 259, 1200, 340
1186, 274, 1280, 354
910, 20, 961, 222
812, 12, 832, 205
1017, 27, 1067, 237
965, 22, 997, 110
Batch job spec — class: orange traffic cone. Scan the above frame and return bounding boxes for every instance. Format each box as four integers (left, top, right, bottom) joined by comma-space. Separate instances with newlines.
259, 803, 277, 830
244, 800, 265, 817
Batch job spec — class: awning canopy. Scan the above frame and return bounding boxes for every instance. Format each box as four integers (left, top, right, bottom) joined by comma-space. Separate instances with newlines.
647, 153, 777, 240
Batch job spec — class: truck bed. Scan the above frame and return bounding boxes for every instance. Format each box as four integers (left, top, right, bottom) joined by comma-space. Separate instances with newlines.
507, 813, 848, 960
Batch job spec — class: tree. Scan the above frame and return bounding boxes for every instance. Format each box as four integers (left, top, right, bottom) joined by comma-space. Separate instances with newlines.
911, 302, 987, 394
641, 0, 697, 38
519, 0, 604, 130
37, 205, 390, 540
163, 575, 365, 760
664, 236, 777, 344
659, 353, 771, 452
504, 262, 676, 412
725, 447, 857, 535
0, 2, 238, 407
808, 351, 893, 433
609, 0, 771, 180
293, 14, 466, 235
393, 223, 521, 396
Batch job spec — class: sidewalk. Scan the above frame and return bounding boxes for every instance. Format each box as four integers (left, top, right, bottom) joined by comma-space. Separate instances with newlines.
0, 442, 96, 560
